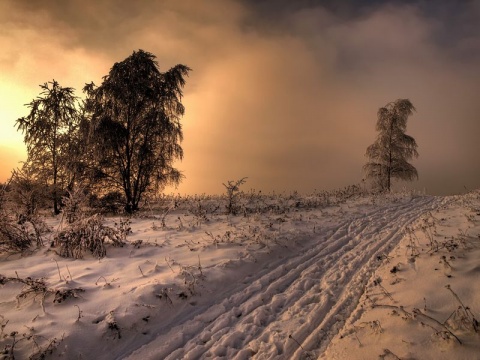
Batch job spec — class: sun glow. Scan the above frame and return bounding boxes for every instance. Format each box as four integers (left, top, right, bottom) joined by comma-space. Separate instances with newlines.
0, 81, 29, 182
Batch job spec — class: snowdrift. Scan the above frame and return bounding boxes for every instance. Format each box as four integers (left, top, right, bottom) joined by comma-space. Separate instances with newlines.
1, 190, 479, 359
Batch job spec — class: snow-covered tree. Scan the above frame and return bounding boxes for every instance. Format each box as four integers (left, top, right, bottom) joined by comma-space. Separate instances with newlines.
16, 81, 79, 214
364, 99, 418, 192
84, 50, 190, 213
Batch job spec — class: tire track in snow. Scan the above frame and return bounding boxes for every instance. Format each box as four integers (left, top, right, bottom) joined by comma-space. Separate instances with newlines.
291, 198, 438, 359
124, 196, 440, 360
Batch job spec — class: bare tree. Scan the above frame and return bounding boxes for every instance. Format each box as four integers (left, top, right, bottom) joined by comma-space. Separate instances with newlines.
84, 50, 190, 213
364, 99, 418, 192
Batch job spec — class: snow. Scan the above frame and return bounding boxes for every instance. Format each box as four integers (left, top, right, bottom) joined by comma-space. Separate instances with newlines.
1, 190, 479, 359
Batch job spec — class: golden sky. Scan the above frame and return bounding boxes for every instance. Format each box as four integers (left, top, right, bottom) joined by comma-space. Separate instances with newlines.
1, 0, 479, 195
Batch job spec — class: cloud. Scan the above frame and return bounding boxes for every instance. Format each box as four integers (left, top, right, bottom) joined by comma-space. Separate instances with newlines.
1, 0, 479, 194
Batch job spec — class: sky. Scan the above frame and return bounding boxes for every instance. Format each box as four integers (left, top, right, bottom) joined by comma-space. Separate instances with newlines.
1, 0, 479, 195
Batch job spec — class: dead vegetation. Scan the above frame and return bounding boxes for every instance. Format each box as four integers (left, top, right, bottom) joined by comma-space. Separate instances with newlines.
54, 214, 125, 259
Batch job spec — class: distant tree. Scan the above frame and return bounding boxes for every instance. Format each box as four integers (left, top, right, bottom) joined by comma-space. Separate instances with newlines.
84, 50, 190, 213
16, 80, 79, 214
364, 99, 418, 192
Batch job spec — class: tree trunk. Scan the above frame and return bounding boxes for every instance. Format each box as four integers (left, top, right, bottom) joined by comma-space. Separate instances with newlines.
124, 189, 134, 214
53, 166, 60, 215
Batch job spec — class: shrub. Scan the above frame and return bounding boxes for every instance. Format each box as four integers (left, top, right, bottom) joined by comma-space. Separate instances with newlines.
54, 214, 125, 259
92, 191, 125, 214
62, 186, 89, 223
223, 177, 247, 215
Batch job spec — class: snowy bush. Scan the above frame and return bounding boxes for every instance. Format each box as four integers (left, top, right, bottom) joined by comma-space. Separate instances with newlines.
223, 177, 247, 215
8, 168, 48, 217
0, 219, 36, 253
54, 214, 125, 259
0, 170, 51, 254
62, 185, 89, 223
0, 206, 47, 254
89, 191, 125, 214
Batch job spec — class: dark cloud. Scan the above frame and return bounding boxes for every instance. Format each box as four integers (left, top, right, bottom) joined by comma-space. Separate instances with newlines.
1, 0, 479, 194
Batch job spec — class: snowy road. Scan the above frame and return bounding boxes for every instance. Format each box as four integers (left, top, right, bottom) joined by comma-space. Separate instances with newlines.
125, 196, 441, 359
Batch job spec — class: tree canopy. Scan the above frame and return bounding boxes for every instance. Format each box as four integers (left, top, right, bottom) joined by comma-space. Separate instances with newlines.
16, 80, 79, 214
364, 99, 418, 192
84, 50, 191, 213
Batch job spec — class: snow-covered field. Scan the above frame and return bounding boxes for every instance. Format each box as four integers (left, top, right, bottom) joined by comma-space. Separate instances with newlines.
1, 189, 479, 359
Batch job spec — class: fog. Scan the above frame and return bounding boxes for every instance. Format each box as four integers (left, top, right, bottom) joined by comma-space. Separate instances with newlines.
1, 0, 479, 194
